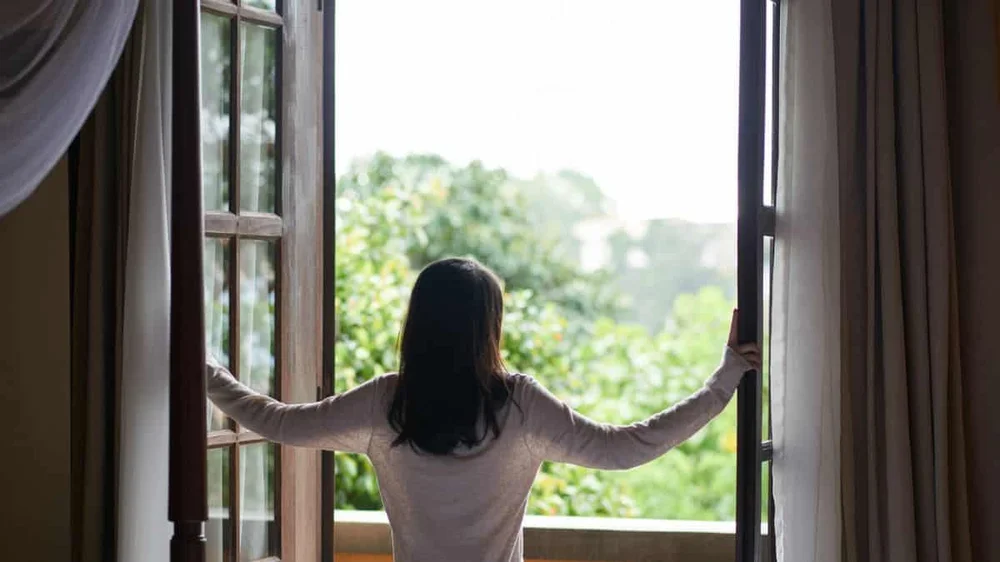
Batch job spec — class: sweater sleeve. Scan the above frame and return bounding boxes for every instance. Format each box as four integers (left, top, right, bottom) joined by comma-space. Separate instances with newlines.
206, 357, 378, 454
520, 346, 752, 470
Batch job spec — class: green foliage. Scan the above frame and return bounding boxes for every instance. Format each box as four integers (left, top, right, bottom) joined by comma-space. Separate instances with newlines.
337, 153, 625, 318
333, 153, 738, 520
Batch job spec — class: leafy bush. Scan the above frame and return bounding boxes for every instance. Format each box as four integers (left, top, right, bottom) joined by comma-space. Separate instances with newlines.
333, 153, 738, 520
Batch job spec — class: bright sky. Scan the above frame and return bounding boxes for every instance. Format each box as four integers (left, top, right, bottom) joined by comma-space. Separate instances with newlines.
335, 0, 743, 223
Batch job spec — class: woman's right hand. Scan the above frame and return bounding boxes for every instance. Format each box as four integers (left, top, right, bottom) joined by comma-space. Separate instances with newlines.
728, 309, 762, 371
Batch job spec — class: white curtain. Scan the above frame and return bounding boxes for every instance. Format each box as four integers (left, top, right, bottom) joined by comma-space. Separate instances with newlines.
118, 1, 172, 561
770, 0, 842, 560
0, 0, 139, 218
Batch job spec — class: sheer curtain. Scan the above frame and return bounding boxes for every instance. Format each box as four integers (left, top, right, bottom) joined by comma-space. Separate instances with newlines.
770, 0, 842, 560
0, 0, 139, 218
118, 1, 172, 560
239, 24, 279, 558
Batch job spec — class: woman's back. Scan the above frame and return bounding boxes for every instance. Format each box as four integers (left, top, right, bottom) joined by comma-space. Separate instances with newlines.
369, 373, 538, 561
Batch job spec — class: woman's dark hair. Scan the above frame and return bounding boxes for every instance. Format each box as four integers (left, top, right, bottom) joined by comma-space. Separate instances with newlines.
388, 257, 514, 455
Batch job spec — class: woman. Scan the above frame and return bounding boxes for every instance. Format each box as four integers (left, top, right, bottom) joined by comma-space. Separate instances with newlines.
207, 257, 760, 562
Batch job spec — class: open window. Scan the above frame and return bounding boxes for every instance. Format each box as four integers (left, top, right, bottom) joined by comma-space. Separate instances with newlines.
323, 0, 780, 560
170, 0, 778, 559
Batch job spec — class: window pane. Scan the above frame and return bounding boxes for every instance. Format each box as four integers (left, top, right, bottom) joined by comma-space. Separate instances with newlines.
200, 13, 232, 212
207, 447, 232, 562
240, 443, 279, 561
763, 0, 776, 206
239, 240, 277, 397
239, 23, 279, 213
762, 236, 773, 440
244, 0, 277, 11
204, 238, 232, 432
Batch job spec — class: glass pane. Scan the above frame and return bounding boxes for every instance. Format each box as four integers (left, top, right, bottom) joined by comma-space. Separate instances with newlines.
244, 0, 278, 11
761, 458, 772, 527
239, 23, 280, 213
760, 236, 774, 441
204, 238, 231, 432
200, 13, 232, 212
763, 0, 776, 207
240, 443, 279, 561
206, 447, 232, 562
239, 240, 277, 397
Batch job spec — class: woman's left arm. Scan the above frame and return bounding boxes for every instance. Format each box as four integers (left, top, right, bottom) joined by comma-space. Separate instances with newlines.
206, 357, 378, 454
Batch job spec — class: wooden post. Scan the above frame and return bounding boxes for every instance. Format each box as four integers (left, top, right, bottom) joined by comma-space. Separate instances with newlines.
170, 1, 208, 561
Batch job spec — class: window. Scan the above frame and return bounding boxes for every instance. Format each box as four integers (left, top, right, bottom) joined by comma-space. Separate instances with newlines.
199, 1, 323, 560
327, 0, 779, 559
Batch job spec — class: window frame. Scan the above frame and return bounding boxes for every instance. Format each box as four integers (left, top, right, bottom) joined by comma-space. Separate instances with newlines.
200, 6, 284, 557
734, 0, 785, 559
189, 0, 324, 560
734, 0, 767, 559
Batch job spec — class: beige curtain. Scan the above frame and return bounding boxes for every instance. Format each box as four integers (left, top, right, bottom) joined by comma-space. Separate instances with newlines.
69, 8, 144, 562
831, 1, 973, 561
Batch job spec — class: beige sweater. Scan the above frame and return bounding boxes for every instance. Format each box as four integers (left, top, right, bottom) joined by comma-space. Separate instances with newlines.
206, 347, 750, 562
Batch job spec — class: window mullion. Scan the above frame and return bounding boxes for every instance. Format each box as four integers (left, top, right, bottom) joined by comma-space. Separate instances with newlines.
230, 443, 241, 562
231, 9, 242, 218
320, 3, 336, 560
317, 2, 337, 562
230, 8, 243, 561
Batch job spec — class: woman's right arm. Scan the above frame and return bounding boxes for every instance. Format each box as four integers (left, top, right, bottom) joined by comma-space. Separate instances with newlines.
206, 356, 379, 454
522, 344, 756, 470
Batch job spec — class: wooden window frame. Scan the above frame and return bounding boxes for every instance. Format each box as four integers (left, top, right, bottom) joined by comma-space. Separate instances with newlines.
170, 0, 324, 560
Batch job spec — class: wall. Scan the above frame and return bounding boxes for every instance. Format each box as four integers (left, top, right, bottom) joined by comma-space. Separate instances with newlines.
0, 159, 71, 560
946, 2, 1000, 561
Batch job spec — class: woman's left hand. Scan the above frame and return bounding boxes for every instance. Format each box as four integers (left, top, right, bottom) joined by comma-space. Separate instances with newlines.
727, 309, 763, 371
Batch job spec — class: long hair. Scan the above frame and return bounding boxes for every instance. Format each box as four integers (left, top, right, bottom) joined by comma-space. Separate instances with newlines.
388, 257, 514, 454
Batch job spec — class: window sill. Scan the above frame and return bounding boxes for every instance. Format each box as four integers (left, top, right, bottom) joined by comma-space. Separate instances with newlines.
334, 510, 762, 562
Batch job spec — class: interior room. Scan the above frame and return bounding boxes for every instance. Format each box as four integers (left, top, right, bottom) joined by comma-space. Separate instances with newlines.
0, 1, 997, 561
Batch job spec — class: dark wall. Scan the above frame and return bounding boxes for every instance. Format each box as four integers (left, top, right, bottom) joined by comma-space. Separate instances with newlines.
0, 158, 71, 560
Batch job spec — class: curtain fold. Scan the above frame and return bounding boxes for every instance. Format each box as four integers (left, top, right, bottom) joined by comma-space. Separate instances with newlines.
830, 1, 973, 561
69, 7, 144, 562
0, 0, 139, 218
117, 0, 172, 560
944, 1, 1000, 559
